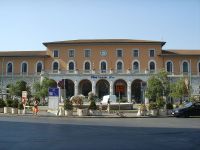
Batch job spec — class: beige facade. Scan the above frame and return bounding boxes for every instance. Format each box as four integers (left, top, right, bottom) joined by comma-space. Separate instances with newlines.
1, 39, 200, 102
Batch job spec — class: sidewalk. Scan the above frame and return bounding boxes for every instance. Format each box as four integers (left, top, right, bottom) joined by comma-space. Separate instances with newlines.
0, 110, 170, 118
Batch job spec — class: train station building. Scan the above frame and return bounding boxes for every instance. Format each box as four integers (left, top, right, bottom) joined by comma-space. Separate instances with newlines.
0, 39, 200, 102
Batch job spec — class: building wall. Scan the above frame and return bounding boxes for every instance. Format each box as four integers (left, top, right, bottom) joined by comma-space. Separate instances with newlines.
1, 41, 200, 102
45, 44, 163, 72
162, 56, 200, 75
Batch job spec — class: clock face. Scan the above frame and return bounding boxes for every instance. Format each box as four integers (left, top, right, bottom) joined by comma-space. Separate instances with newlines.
100, 50, 107, 56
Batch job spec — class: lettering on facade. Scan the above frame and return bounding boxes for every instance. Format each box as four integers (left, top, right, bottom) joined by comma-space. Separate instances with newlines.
91, 75, 115, 79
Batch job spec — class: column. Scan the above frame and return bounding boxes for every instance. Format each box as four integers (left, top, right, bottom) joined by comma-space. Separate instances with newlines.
145, 95, 149, 104
74, 80, 78, 96
92, 80, 96, 94
127, 80, 131, 102
109, 80, 113, 95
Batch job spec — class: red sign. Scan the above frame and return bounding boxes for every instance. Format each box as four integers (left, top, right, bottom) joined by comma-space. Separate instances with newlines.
116, 85, 124, 93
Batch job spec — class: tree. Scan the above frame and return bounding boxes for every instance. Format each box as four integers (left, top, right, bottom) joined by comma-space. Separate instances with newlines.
170, 78, 189, 104
8, 80, 31, 100
145, 69, 170, 103
145, 75, 163, 102
33, 77, 57, 104
156, 69, 170, 97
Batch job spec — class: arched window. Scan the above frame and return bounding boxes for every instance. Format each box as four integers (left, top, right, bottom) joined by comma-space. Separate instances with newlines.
84, 62, 90, 71
149, 61, 155, 73
133, 61, 139, 72
166, 61, 173, 73
69, 62, 75, 71
183, 61, 189, 73
101, 61, 107, 73
21, 62, 28, 74
7, 62, 13, 74
53, 62, 59, 72
36, 62, 43, 73
198, 62, 200, 73
117, 61, 123, 72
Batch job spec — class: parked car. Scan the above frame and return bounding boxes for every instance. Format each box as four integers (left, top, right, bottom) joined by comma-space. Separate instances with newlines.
171, 102, 200, 117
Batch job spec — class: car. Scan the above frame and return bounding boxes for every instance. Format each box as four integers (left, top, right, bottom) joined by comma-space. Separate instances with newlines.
171, 102, 200, 117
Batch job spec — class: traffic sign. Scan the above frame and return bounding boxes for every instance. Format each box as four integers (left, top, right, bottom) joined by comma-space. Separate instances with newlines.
49, 88, 59, 97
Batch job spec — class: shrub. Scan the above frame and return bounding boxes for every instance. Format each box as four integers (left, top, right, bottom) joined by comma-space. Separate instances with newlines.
71, 95, 84, 109
64, 99, 73, 110
88, 100, 97, 110
156, 97, 165, 109
139, 104, 147, 111
5, 99, 13, 107
149, 102, 158, 110
88, 92, 95, 102
12, 100, 19, 108
18, 102, 24, 110
0, 99, 6, 108
166, 103, 173, 110
116, 98, 128, 103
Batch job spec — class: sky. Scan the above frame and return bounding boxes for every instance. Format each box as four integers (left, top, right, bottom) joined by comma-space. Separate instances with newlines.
0, 0, 200, 51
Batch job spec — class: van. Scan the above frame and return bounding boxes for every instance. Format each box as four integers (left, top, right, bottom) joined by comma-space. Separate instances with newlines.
101, 95, 117, 104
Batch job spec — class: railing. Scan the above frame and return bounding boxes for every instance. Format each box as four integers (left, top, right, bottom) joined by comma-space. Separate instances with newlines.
41, 69, 153, 75
1, 70, 198, 77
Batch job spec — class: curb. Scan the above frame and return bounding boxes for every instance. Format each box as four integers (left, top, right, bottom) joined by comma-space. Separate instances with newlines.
0, 113, 172, 119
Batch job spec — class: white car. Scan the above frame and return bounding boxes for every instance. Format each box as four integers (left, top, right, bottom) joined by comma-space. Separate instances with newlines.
101, 95, 117, 104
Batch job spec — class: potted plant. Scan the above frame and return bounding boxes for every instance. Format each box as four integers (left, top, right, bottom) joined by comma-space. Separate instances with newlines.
156, 97, 166, 116
88, 92, 101, 115
71, 95, 87, 116
11, 99, 19, 114
0, 99, 6, 113
137, 104, 147, 116
148, 102, 158, 116
166, 103, 173, 115
18, 102, 24, 114
64, 99, 73, 116
4, 99, 13, 114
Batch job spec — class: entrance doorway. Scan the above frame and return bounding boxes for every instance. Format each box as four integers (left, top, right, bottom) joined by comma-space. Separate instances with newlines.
96, 79, 110, 98
64, 79, 74, 98
114, 79, 127, 99
78, 79, 92, 96
131, 79, 144, 103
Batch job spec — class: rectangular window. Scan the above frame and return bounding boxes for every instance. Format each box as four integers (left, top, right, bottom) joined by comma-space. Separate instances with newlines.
149, 49, 155, 57
133, 49, 139, 57
68, 49, 75, 58
117, 49, 123, 57
84, 49, 91, 57
53, 50, 59, 58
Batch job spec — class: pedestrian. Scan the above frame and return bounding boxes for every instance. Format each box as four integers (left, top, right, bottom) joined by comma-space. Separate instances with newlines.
22, 97, 27, 114
33, 98, 39, 115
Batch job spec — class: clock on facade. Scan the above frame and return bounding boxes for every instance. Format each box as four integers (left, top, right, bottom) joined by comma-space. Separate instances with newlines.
100, 50, 107, 56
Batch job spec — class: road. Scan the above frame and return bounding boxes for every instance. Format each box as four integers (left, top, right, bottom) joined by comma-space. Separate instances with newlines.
0, 116, 199, 150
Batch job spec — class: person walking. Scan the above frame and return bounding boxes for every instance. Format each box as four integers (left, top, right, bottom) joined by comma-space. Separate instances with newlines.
33, 98, 39, 115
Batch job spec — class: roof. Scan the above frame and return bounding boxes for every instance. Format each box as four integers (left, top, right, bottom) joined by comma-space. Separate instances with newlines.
43, 39, 166, 46
0, 51, 49, 57
161, 49, 200, 56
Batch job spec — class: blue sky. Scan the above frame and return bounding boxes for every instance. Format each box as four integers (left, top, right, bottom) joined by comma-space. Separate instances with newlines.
0, 0, 200, 51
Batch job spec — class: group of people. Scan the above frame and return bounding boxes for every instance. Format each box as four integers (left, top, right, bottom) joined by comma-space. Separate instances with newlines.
22, 97, 39, 115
